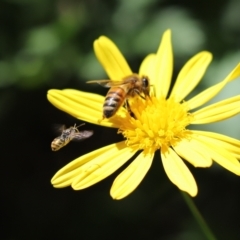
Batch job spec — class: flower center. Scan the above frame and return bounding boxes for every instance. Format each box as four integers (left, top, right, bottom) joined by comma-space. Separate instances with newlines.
117, 97, 193, 154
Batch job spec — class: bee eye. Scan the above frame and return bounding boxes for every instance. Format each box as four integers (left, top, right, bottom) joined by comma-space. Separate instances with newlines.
142, 77, 149, 87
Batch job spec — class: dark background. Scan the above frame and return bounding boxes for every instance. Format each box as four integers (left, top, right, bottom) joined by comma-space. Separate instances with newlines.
1, 0, 240, 239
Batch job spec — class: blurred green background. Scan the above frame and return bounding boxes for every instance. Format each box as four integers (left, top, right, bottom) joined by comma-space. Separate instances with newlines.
1, 0, 240, 239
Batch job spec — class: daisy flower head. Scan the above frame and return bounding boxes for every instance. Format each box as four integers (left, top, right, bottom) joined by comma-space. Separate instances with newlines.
48, 30, 240, 200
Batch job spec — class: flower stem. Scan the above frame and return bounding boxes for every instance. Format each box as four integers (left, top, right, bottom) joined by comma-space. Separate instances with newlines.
181, 191, 217, 240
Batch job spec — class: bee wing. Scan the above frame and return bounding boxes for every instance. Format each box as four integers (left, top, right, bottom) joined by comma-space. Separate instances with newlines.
52, 124, 66, 134
71, 130, 94, 141
87, 80, 130, 88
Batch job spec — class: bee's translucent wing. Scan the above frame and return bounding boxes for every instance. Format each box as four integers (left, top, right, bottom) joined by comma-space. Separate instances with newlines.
87, 80, 131, 88
52, 124, 66, 134
72, 130, 94, 141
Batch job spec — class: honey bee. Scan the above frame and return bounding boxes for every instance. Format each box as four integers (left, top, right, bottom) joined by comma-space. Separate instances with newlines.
87, 74, 150, 118
51, 123, 93, 151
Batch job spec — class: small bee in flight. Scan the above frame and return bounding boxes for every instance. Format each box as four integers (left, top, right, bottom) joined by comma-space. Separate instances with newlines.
87, 74, 150, 118
51, 123, 93, 151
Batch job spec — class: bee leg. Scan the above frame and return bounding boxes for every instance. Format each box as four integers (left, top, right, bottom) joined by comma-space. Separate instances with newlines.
135, 89, 152, 102
124, 99, 136, 118
98, 117, 104, 123
133, 89, 146, 100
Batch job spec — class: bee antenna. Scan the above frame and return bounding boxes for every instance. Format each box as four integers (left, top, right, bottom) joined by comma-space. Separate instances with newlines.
150, 84, 156, 97
75, 123, 85, 129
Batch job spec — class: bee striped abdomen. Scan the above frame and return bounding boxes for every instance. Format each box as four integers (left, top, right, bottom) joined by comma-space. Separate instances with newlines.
103, 87, 126, 118
51, 137, 65, 151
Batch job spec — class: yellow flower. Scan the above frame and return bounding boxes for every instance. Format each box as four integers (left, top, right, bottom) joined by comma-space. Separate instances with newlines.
48, 30, 240, 200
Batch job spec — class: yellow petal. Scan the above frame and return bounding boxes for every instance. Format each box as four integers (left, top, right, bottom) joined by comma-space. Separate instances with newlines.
193, 130, 240, 146
110, 151, 154, 200
192, 95, 240, 124
161, 148, 198, 196
173, 139, 212, 167
192, 135, 240, 175
71, 142, 137, 190
93, 36, 132, 80
154, 29, 173, 98
192, 130, 240, 159
51, 142, 127, 187
187, 63, 240, 110
139, 54, 157, 96
47, 89, 121, 128
186, 138, 213, 165
139, 54, 156, 77
170, 51, 212, 101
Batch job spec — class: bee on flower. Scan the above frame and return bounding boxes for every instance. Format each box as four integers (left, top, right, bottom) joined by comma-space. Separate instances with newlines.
47, 30, 240, 200
86, 74, 150, 119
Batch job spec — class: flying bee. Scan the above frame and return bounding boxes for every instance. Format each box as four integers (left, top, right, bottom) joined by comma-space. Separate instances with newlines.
51, 123, 93, 151
87, 74, 150, 118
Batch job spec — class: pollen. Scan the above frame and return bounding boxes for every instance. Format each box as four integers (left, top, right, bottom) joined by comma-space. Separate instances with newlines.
118, 97, 193, 154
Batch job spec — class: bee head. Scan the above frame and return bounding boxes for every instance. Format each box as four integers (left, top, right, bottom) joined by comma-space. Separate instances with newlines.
141, 76, 150, 97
